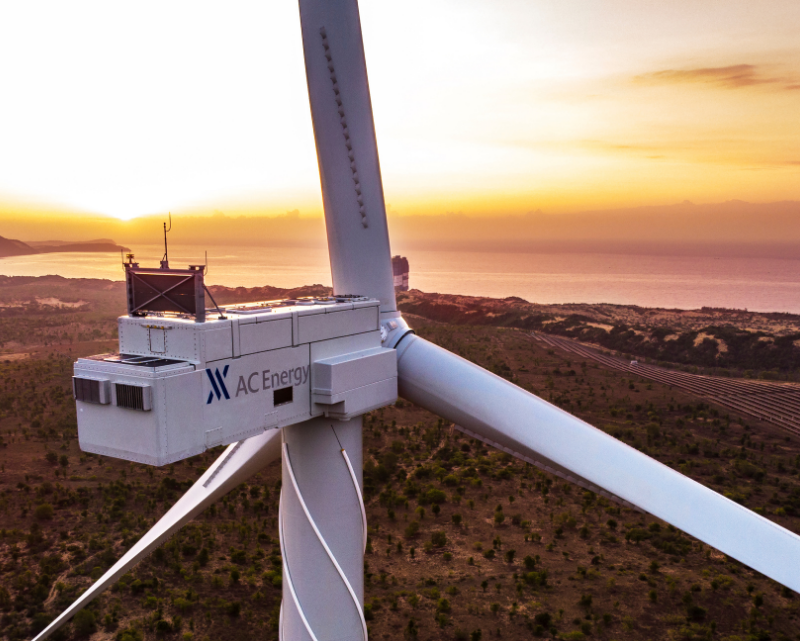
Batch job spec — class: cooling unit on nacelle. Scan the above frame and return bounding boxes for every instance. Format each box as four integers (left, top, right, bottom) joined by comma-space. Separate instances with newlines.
72, 259, 398, 466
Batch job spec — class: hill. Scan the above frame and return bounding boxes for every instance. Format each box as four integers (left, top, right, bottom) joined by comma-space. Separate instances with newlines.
0, 236, 36, 258
0, 237, 128, 259
397, 290, 800, 377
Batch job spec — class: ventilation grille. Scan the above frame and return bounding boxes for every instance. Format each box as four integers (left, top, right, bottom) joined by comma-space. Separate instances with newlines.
73, 377, 109, 405
115, 383, 151, 411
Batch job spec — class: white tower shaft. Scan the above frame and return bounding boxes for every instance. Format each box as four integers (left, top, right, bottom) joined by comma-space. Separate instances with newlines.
298, 0, 397, 315
279, 418, 367, 640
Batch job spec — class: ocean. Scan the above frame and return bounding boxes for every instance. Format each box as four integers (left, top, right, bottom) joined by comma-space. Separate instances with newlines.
2, 244, 799, 314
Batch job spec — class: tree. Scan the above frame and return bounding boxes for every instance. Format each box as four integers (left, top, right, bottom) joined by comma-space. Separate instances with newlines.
198, 548, 210, 567
73, 610, 96, 637
430, 531, 447, 547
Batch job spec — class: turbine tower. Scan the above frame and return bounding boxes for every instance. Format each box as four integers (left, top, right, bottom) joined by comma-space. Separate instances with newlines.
34, 1, 800, 640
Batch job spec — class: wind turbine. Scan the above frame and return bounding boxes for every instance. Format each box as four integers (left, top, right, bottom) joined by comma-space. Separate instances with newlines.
34, 0, 800, 640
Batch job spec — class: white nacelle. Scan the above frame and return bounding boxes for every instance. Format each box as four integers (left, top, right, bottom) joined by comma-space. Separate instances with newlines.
73, 297, 397, 466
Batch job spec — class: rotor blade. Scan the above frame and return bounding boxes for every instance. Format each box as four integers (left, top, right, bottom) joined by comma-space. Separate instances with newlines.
298, 0, 396, 314
395, 335, 800, 593
33, 429, 283, 641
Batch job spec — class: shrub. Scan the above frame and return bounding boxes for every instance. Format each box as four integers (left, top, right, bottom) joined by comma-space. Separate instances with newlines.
404, 520, 420, 538
625, 528, 650, 543
74, 610, 97, 637
34, 503, 54, 521
686, 605, 706, 622
504, 549, 515, 563
418, 488, 447, 505
430, 531, 447, 548
116, 627, 143, 641
451, 513, 462, 526
31, 612, 53, 635
524, 570, 548, 587
155, 620, 172, 636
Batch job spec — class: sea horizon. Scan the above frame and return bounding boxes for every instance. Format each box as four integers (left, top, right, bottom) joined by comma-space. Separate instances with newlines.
2, 244, 799, 315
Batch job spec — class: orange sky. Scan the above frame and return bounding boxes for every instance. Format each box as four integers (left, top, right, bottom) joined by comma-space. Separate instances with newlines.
0, 0, 798, 223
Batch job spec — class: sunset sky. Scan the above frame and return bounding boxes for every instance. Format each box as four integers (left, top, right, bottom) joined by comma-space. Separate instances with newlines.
0, 0, 798, 223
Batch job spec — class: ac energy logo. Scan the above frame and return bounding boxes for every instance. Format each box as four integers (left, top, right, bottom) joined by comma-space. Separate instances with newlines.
205, 364, 310, 404
206, 365, 230, 404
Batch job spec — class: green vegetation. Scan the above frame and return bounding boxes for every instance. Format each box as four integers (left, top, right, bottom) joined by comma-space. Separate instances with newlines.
1, 279, 799, 639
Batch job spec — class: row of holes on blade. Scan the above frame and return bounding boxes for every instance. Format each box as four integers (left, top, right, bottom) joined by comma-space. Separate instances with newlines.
320, 26, 368, 229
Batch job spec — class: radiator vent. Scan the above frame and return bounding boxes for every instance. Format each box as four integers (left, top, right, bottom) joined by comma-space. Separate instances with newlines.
73, 377, 110, 405
115, 384, 152, 411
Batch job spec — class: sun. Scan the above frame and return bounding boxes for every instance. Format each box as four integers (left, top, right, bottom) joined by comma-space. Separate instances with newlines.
107, 212, 141, 221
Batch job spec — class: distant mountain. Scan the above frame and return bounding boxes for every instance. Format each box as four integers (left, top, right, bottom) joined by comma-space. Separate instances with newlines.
0, 236, 128, 258
27, 238, 120, 248
34, 241, 129, 254
0, 236, 37, 257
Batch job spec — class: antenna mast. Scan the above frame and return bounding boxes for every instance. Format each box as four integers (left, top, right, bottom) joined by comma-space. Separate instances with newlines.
161, 213, 172, 269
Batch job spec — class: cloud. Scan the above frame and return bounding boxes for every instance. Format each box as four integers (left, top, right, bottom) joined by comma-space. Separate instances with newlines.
633, 64, 788, 90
